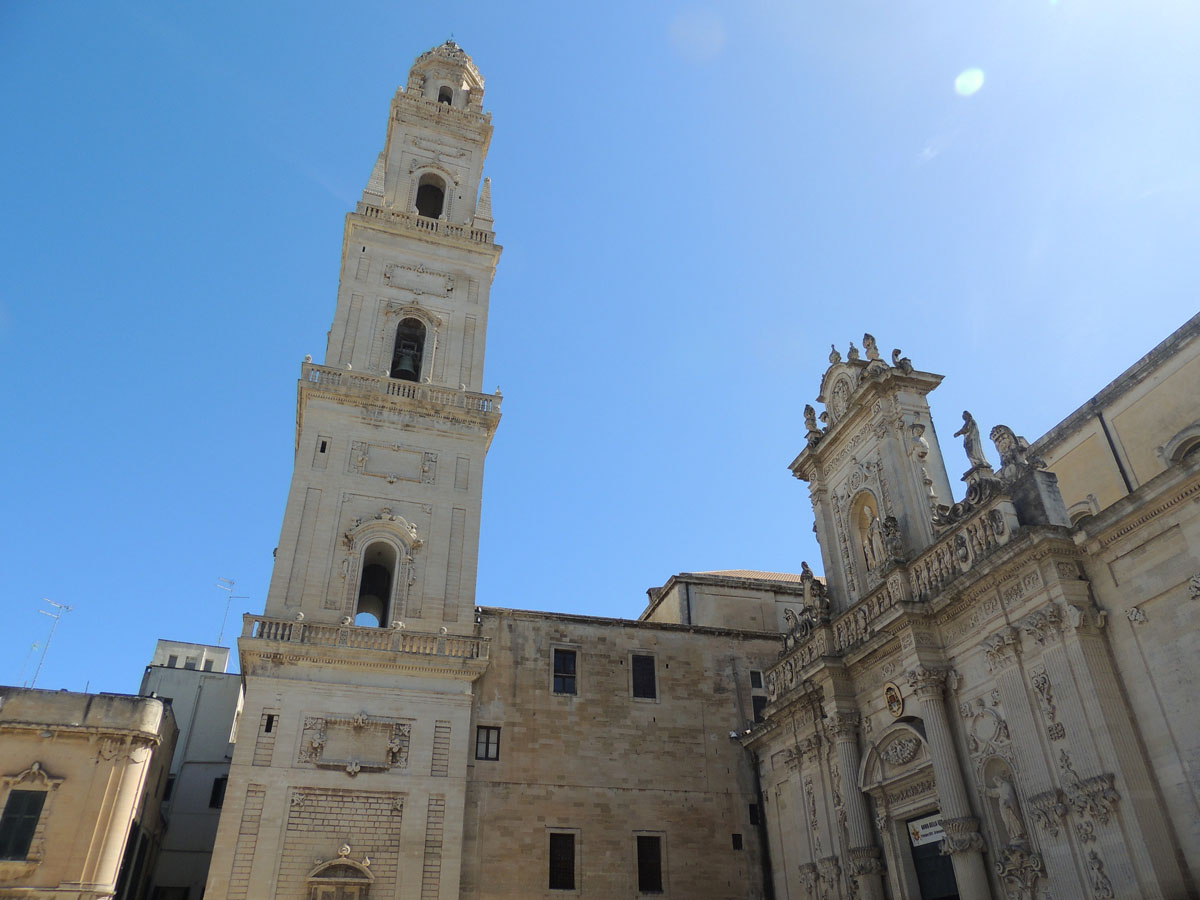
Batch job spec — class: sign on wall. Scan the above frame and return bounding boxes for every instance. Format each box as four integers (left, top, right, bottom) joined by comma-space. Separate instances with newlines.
907, 813, 946, 847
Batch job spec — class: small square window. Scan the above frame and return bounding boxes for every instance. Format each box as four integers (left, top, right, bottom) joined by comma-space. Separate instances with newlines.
476, 726, 500, 760
732, 832, 743, 850
750, 670, 763, 689
209, 776, 228, 809
636, 834, 663, 893
264, 714, 276, 734
0, 790, 46, 860
167, 655, 178, 668
548, 832, 575, 890
203, 659, 214, 672
184, 657, 197, 671
752, 695, 768, 723
632, 655, 656, 700
553, 649, 577, 695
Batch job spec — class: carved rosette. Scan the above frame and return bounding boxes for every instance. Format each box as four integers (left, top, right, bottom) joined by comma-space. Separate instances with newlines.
938, 815, 985, 856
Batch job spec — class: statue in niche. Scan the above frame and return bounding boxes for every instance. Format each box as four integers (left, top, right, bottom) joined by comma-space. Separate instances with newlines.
953, 410, 991, 470
863, 333, 880, 360
867, 515, 886, 572
986, 773, 1028, 845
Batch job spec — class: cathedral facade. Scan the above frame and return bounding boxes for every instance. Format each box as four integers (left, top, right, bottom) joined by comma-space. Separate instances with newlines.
202, 42, 1200, 900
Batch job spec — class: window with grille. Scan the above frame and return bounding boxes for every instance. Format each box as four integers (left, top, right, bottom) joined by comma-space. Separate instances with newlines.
636, 834, 663, 893
632, 655, 656, 700
548, 832, 575, 890
0, 790, 45, 860
553, 649, 577, 695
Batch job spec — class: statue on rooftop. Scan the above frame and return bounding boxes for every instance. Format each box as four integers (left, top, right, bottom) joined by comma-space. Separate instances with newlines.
954, 411, 991, 471
891, 348, 913, 374
989, 424, 1045, 480
863, 333, 880, 361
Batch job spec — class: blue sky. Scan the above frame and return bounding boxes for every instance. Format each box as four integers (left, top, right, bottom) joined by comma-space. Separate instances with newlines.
2, 1, 1197, 693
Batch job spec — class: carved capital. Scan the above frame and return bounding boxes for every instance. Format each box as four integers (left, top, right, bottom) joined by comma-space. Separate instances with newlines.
848, 845, 883, 875
1018, 605, 1063, 645
938, 815, 984, 856
980, 625, 1021, 671
906, 665, 949, 699
1027, 789, 1067, 838
826, 712, 861, 740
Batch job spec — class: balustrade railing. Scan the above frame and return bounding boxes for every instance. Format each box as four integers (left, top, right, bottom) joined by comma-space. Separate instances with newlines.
355, 203, 495, 245
302, 363, 501, 414
242, 614, 488, 660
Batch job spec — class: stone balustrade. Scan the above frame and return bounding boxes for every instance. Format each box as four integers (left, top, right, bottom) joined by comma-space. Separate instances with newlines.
355, 203, 495, 244
301, 363, 501, 415
242, 614, 489, 660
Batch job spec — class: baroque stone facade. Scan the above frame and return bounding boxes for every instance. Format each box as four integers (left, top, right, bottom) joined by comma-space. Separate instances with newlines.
200, 41, 1200, 900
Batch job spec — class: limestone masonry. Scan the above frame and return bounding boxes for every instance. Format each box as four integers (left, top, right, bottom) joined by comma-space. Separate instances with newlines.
5, 39, 1192, 900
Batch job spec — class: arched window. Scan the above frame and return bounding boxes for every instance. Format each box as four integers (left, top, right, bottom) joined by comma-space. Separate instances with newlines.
356, 541, 397, 627
306, 857, 373, 900
437, 86, 453, 105
390, 318, 426, 381
415, 173, 446, 218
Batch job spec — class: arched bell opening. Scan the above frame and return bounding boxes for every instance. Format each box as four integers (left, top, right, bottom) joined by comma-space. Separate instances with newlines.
355, 541, 397, 627
415, 173, 446, 218
390, 318, 426, 382
437, 85, 453, 105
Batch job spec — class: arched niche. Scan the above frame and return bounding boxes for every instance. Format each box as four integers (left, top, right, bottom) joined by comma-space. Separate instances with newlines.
340, 516, 422, 628
306, 856, 374, 900
849, 489, 886, 578
415, 172, 447, 219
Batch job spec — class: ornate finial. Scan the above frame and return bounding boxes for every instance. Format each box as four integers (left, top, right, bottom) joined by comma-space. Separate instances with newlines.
953, 411, 992, 472
829, 344, 842, 364
338, 844, 351, 858
847, 342, 861, 361
891, 348, 913, 374
863, 334, 880, 361
804, 404, 823, 445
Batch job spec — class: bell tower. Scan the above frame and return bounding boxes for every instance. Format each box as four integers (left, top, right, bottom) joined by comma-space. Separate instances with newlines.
265, 39, 501, 634
206, 43, 499, 900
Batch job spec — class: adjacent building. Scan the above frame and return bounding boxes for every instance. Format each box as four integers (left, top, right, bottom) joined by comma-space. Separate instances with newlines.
0, 687, 176, 900
197, 40, 1200, 900
140, 641, 243, 900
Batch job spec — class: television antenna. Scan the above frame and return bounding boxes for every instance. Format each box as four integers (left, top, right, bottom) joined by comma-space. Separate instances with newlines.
30, 600, 72, 688
215, 578, 249, 646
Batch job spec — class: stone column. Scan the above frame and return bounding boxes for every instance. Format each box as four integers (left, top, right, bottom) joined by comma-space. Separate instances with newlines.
907, 666, 992, 900
827, 713, 885, 900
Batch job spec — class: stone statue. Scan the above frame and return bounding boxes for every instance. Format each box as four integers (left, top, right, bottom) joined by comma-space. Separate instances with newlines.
847, 342, 861, 361
989, 424, 1044, 479
867, 515, 886, 571
829, 344, 842, 364
909, 422, 930, 461
863, 333, 880, 360
784, 607, 799, 632
883, 516, 903, 560
804, 404, 822, 445
987, 774, 1027, 843
801, 560, 814, 580
953, 411, 991, 470
891, 348, 913, 374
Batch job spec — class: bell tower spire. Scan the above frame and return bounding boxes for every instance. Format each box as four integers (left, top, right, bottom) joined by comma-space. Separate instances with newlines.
266, 39, 502, 634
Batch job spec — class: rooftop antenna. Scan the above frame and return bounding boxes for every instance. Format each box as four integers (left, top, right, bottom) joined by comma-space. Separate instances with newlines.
215, 578, 249, 647
18, 642, 40, 687
31, 600, 72, 688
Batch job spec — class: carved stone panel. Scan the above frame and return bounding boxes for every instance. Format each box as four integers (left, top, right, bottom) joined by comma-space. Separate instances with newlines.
298, 712, 412, 776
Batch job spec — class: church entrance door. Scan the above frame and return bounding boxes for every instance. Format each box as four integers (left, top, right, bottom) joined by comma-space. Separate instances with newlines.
905, 812, 959, 900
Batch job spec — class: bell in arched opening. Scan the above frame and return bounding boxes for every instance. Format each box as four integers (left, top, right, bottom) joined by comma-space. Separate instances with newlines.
355, 542, 397, 627
390, 318, 426, 381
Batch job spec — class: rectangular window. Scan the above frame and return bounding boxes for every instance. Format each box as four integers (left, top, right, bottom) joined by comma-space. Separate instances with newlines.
209, 776, 228, 809
632, 654, 656, 700
732, 832, 744, 850
748, 803, 760, 826
750, 669, 763, 689
184, 657, 197, 670
752, 695, 768, 723
636, 834, 663, 893
553, 649, 577, 695
476, 726, 501, 760
167, 654, 178, 668
0, 790, 46, 860
203, 659, 214, 672
548, 832, 575, 890
264, 714, 276, 734
163, 775, 176, 802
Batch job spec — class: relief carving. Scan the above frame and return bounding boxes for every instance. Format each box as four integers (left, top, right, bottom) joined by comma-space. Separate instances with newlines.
879, 736, 920, 767
298, 713, 412, 776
